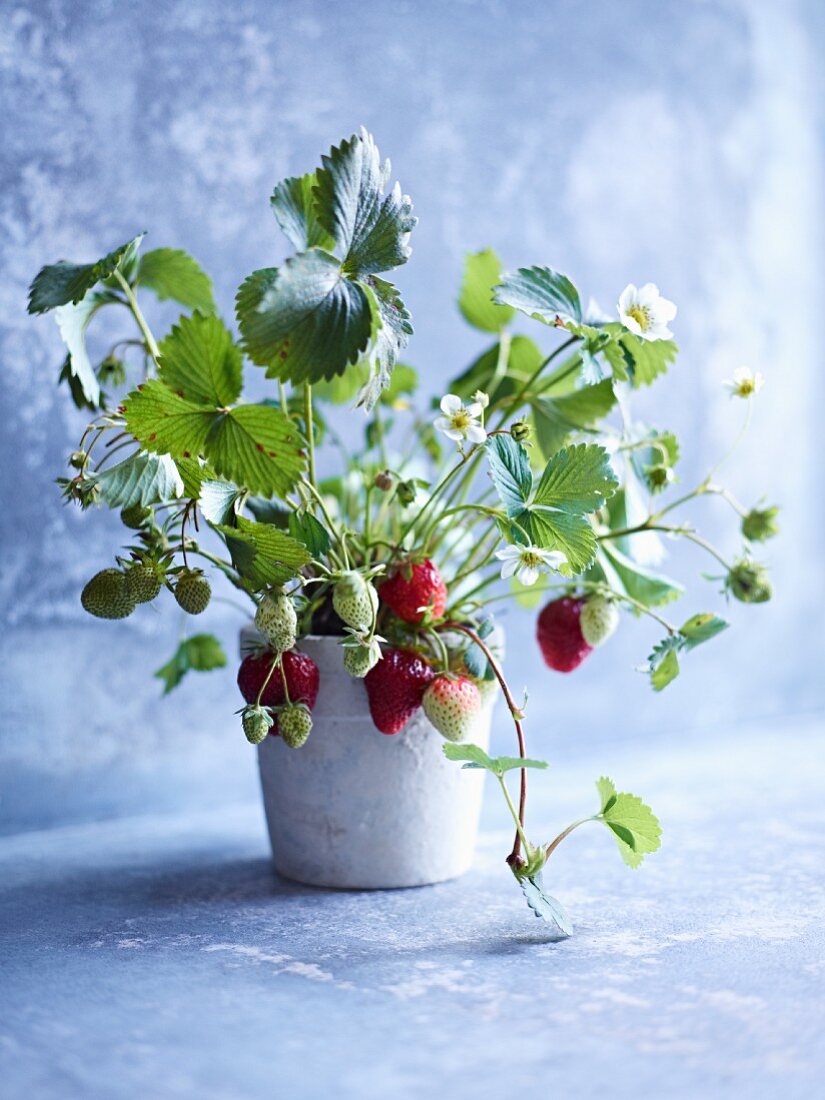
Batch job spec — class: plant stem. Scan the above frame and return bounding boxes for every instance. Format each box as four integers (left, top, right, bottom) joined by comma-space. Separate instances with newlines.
114, 270, 161, 365
498, 775, 531, 856
543, 817, 593, 863
304, 384, 317, 489
491, 334, 579, 427
441, 620, 528, 864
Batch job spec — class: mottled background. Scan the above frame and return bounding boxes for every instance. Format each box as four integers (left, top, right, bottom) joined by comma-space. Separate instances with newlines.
1, 0, 823, 832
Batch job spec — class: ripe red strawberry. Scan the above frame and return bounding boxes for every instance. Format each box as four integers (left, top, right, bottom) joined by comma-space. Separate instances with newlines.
363, 647, 435, 735
422, 674, 481, 742
536, 597, 593, 673
237, 648, 320, 734
378, 559, 448, 624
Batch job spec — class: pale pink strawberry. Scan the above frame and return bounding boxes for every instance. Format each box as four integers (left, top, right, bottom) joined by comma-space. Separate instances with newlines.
422, 674, 482, 742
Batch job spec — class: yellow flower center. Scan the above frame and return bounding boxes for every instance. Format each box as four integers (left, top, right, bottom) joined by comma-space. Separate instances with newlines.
626, 304, 651, 332
520, 550, 543, 568
450, 410, 472, 431
736, 379, 755, 396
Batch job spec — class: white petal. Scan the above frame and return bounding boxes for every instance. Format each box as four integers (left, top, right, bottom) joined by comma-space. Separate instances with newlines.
621, 313, 643, 336
500, 559, 518, 579
442, 427, 465, 442
654, 296, 677, 322
495, 545, 520, 561
433, 417, 452, 432
465, 424, 487, 444
618, 284, 637, 311
540, 550, 567, 570
440, 394, 462, 415
465, 402, 483, 418
637, 282, 660, 305
517, 564, 540, 586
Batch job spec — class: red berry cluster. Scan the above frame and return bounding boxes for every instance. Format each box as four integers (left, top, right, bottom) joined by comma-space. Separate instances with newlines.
237, 649, 320, 736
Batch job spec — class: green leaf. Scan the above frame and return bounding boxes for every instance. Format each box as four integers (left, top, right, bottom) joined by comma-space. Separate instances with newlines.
519, 873, 574, 936
270, 173, 336, 252
459, 249, 514, 333
28, 234, 144, 313
532, 443, 619, 513
123, 380, 217, 460
646, 636, 682, 692
86, 451, 184, 509
532, 379, 616, 459
54, 293, 110, 405
236, 249, 374, 384
602, 330, 677, 388
442, 742, 547, 777
213, 516, 311, 591
124, 383, 306, 497
599, 543, 684, 609
205, 404, 306, 497
288, 511, 331, 557
58, 356, 99, 411
442, 741, 497, 770
596, 777, 662, 869
154, 633, 227, 695
136, 248, 216, 313
158, 312, 242, 406
446, 335, 543, 405
198, 480, 242, 525
494, 265, 582, 326
485, 434, 533, 518
523, 509, 597, 576
315, 129, 416, 276
679, 612, 729, 650
357, 276, 414, 408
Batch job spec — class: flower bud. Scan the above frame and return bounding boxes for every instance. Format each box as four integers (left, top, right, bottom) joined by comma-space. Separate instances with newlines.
69, 450, 87, 469
726, 558, 772, 604
742, 506, 779, 543
472, 389, 490, 409
395, 479, 417, 506
510, 419, 532, 444
373, 470, 394, 492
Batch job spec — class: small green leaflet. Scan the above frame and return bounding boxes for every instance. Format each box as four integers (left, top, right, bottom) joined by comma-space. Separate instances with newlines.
485, 434, 533, 517
532, 379, 616, 459
459, 249, 514, 333
601, 330, 678, 388
494, 265, 582, 326
595, 777, 662, 869
136, 248, 216, 313
314, 128, 416, 277
355, 276, 414, 409
212, 515, 311, 591
643, 613, 729, 691
519, 873, 574, 936
27, 233, 145, 313
198, 480, 243, 525
598, 542, 684, 610
54, 292, 110, 406
270, 173, 336, 252
158, 312, 242, 406
154, 633, 227, 695
442, 742, 548, 776
236, 249, 374, 383
85, 451, 184, 509
58, 356, 99, 411
288, 511, 331, 557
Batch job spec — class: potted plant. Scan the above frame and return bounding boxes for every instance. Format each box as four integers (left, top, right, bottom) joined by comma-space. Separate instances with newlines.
29, 129, 776, 934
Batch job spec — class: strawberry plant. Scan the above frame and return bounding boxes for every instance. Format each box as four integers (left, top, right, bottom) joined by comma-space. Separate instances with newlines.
30, 129, 776, 933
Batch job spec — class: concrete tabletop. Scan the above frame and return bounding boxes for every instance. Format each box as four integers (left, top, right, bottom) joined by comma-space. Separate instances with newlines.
1, 716, 823, 1099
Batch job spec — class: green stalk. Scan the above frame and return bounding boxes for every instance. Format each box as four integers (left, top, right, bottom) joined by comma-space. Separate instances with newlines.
114, 270, 161, 365
304, 384, 317, 489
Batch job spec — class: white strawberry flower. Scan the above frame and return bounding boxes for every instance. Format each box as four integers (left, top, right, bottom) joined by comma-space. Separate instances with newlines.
495, 544, 567, 586
434, 394, 487, 445
724, 367, 765, 398
617, 283, 677, 342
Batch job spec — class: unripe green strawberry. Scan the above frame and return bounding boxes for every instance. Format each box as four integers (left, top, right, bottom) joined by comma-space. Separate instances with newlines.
174, 568, 212, 615
69, 450, 87, 470
726, 559, 772, 604
422, 674, 482, 742
333, 571, 378, 632
742, 506, 779, 543
279, 703, 313, 749
342, 639, 381, 678
579, 596, 619, 647
255, 588, 297, 654
121, 504, 153, 529
242, 705, 273, 745
81, 568, 136, 620
124, 562, 163, 604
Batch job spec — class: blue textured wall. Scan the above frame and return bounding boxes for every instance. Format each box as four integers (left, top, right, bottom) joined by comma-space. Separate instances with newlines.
1, 0, 823, 832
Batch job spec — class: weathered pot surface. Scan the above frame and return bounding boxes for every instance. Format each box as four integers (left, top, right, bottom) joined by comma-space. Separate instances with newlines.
242, 628, 494, 889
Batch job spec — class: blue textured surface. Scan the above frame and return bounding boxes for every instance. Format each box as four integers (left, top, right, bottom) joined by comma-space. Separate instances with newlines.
2, 717, 823, 1099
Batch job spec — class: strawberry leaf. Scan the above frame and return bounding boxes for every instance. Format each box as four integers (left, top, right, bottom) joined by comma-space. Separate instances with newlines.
28, 233, 144, 313
136, 248, 215, 313
212, 516, 311, 591
485, 434, 533, 518
459, 248, 514, 333
519, 873, 574, 936
54, 293, 112, 405
154, 633, 227, 695
158, 312, 242, 407
494, 265, 582, 326
595, 777, 662, 869
85, 451, 184, 509
442, 742, 548, 776
531, 379, 616, 459
270, 172, 336, 252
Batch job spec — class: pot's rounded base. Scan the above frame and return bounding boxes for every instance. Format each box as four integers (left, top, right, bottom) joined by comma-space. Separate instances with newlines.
270, 857, 474, 892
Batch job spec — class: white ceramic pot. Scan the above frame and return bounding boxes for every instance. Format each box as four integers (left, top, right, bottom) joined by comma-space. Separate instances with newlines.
242, 629, 494, 889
